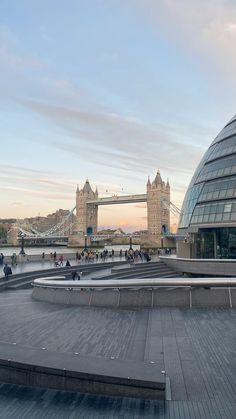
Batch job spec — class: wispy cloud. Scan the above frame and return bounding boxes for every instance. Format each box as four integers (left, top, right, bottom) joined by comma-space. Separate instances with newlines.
134, 0, 236, 80
0, 164, 126, 204
18, 99, 205, 178
0, 185, 73, 201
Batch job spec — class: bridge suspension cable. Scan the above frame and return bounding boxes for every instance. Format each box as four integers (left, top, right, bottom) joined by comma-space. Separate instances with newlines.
160, 197, 181, 217
16, 206, 76, 238
41, 206, 76, 236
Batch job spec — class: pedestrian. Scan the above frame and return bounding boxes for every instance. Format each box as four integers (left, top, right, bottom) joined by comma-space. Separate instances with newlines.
3, 263, 8, 279
65, 259, 71, 267
13, 253, 17, 266
3, 264, 12, 280
59, 255, 64, 266
53, 251, 57, 261
0, 253, 4, 265
78, 272, 83, 290
42, 252, 45, 259
72, 270, 77, 280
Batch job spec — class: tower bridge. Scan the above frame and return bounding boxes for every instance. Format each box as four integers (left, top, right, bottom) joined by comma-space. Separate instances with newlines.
7, 170, 180, 248
69, 170, 172, 248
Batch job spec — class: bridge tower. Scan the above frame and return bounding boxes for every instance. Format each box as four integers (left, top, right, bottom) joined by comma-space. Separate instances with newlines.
146, 170, 170, 247
75, 180, 98, 235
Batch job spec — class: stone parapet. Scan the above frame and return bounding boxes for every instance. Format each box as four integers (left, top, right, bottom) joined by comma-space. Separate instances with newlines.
160, 256, 236, 277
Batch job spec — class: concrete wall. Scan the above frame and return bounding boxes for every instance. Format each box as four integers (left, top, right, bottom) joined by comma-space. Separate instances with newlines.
160, 256, 236, 277
32, 286, 236, 308
176, 241, 191, 258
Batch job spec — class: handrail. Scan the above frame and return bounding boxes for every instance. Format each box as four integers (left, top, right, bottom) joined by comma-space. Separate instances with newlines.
32, 277, 236, 289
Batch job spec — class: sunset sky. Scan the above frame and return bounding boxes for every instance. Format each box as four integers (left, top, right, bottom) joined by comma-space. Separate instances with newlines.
1, 0, 236, 231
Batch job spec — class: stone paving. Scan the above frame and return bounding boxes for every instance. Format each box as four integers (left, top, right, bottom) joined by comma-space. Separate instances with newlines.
0, 257, 127, 278
0, 289, 235, 417
0, 255, 160, 278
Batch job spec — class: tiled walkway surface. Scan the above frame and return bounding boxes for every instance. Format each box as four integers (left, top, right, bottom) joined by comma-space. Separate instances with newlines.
0, 289, 235, 418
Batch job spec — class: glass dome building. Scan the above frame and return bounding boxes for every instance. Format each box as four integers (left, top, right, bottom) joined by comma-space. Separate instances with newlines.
178, 114, 236, 259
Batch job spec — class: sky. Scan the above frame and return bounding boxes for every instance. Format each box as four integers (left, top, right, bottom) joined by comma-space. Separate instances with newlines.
1, 0, 236, 232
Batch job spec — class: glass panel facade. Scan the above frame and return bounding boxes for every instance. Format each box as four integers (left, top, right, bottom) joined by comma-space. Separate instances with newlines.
178, 115, 236, 259
211, 119, 236, 145
198, 176, 236, 202
193, 227, 236, 259
195, 155, 236, 184
191, 200, 236, 224
207, 135, 236, 162
178, 183, 204, 228
195, 230, 215, 259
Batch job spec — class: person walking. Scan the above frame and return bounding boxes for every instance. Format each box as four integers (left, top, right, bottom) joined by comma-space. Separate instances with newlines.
59, 255, 64, 266
3, 264, 12, 280
11, 253, 16, 266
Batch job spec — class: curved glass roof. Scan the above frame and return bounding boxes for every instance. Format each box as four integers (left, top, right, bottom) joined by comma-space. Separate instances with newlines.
179, 115, 236, 230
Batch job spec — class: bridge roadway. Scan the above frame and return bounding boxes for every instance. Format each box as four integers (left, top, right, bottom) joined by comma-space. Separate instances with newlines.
86, 193, 147, 205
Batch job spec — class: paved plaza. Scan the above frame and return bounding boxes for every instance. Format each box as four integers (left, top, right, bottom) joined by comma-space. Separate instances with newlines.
0, 255, 161, 279
0, 257, 127, 278
0, 289, 235, 418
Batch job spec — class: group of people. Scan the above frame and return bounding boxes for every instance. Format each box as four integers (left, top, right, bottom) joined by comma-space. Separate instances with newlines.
1, 246, 161, 281
125, 249, 152, 262
43, 248, 155, 267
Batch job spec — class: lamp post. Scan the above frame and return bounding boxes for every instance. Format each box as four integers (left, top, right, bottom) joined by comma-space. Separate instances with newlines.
19, 233, 26, 255
129, 235, 133, 251
84, 234, 88, 252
